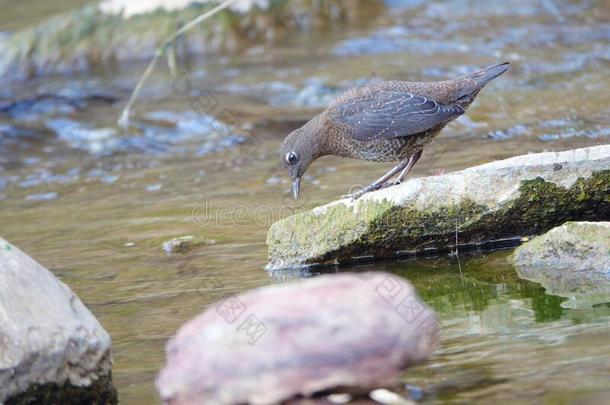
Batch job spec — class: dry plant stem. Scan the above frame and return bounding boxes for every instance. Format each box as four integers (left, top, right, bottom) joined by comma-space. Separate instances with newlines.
167, 44, 178, 77
455, 220, 464, 283
118, 0, 237, 129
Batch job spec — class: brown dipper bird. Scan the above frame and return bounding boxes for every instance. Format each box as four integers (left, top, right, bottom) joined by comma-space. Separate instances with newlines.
281, 62, 510, 199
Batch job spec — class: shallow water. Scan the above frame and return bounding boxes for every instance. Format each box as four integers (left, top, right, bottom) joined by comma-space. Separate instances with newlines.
1, 0, 609, 404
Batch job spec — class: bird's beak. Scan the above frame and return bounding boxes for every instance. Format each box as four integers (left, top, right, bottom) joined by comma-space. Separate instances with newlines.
292, 177, 301, 199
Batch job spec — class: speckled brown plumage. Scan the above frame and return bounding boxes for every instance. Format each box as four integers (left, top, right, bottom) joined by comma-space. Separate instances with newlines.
282, 62, 510, 199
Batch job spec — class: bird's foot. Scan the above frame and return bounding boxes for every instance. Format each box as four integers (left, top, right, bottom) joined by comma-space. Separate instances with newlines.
432, 168, 445, 176
344, 181, 400, 200
342, 183, 382, 200
342, 188, 368, 201
377, 179, 401, 189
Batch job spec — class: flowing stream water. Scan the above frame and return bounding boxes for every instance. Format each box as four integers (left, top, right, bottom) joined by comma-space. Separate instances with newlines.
1, 1, 609, 403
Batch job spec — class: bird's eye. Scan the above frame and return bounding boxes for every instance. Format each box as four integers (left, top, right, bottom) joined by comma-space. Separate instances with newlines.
285, 151, 299, 165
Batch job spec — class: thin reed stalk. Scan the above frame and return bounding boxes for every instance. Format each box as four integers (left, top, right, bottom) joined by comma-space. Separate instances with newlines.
118, 0, 237, 128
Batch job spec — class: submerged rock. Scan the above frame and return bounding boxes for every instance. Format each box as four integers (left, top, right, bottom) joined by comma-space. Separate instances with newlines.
267, 145, 610, 270
0, 238, 116, 404
157, 272, 439, 405
162, 235, 194, 254
162, 235, 216, 255
513, 222, 610, 308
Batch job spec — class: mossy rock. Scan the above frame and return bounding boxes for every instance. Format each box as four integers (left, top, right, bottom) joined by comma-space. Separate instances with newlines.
267, 145, 610, 269
0, 238, 115, 403
513, 221, 610, 308
6, 374, 117, 405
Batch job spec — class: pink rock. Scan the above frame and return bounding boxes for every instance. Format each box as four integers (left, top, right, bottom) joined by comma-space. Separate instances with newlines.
157, 272, 440, 405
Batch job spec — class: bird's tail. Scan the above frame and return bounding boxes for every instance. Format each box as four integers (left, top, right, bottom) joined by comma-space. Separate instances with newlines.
456, 62, 510, 108
466, 62, 510, 87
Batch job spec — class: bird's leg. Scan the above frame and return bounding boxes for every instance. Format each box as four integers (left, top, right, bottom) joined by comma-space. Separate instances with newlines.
344, 161, 408, 200
392, 150, 423, 185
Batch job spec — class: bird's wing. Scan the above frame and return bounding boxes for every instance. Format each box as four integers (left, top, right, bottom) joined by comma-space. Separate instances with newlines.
328, 90, 464, 141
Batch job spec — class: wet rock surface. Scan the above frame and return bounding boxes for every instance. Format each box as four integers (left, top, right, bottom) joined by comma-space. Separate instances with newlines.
157, 272, 439, 405
161, 235, 216, 254
0, 238, 116, 404
513, 222, 610, 308
514, 222, 610, 273
267, 145, 610, 270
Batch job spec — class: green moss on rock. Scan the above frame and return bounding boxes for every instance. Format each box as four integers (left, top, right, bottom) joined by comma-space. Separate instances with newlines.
6, 373, 117, 405
512, 220, 610, 308
267, 170, 610, 269
267, 199, 394, 267
477, 171, 610, 239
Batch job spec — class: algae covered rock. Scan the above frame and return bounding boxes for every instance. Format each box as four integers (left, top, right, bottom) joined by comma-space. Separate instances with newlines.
0, 0, 383, 80
513, 222, 610, 308
0, 237, 116, 404
157, 272, 439, 405
267, 145, 610, 269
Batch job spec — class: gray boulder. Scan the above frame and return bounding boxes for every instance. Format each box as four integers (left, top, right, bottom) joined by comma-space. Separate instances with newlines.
157, 272, 439, 405
267, 145, 610, 270
0, 238, 116, 404
513, 222, 610, 308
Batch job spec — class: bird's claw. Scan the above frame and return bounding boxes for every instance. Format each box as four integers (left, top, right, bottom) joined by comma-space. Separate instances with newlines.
378, 180, 400, 189
343, 185, 376, 200
344, 180, 402, 200
343, 177, 406, 200
342, 190, 366, 201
